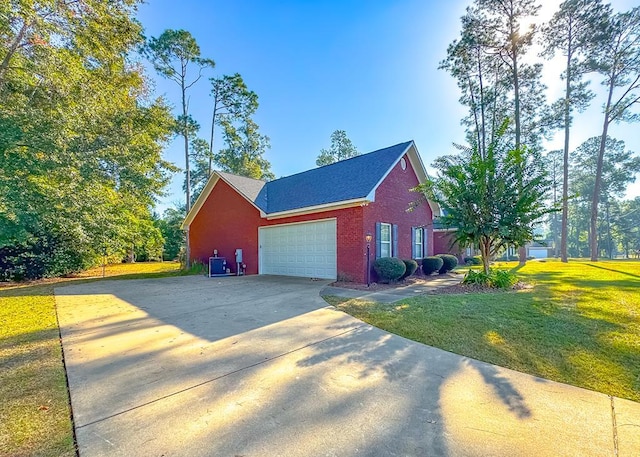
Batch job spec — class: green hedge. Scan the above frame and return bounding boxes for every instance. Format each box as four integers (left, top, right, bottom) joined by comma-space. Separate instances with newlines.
422, 256, 444, 275
401, 259, 419, 280
373, 257, 406, 283
437, 254, 458, 274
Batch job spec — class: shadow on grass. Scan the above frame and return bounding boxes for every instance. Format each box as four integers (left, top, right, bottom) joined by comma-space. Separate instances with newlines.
333, 283, 639, 402
0, 270, 199, 298
583, 263, 640, 279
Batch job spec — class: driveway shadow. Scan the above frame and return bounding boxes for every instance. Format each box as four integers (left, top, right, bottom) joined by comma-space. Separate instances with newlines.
54, 275, 614, 457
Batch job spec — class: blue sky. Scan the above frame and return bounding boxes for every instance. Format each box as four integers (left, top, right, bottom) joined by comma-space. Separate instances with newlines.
136, 0, 640, 213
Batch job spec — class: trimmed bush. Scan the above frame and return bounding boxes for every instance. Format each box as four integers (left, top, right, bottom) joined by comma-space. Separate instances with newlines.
373, 257, 406, 283
401, 259, 418, 280
422, 256, 444, 275
437, 254, 458, 274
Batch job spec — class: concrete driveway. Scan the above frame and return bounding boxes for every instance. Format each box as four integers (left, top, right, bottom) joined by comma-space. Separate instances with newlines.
55, 275, 640, 457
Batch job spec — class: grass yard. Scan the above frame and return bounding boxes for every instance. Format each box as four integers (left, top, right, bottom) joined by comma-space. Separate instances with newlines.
325, 260, 640, 402
0, 261, 184, 457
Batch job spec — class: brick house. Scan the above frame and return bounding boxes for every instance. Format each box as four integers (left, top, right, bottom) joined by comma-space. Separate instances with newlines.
182, 141, 440, 283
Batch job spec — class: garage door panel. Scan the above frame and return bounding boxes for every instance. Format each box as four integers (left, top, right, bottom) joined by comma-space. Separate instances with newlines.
260, 220, 337, 280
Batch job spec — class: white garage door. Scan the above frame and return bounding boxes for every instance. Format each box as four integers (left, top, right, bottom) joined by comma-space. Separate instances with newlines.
528, 247, 548, 259
259, 219, 337, 279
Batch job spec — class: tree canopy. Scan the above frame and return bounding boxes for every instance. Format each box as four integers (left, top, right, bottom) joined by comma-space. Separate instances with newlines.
214, 118, 274, 180
0, 0, 175, 279
417, 125, 553, 274
316, 130, 360, 166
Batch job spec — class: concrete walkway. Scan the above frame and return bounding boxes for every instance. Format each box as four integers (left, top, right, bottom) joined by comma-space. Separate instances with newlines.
55, 275, 640, 456
321, 273, 462, 303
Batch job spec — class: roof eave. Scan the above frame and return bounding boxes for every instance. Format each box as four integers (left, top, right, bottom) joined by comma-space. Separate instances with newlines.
366, 141, 441, 217
181, 172, 265, 229
264, 198, 369, 220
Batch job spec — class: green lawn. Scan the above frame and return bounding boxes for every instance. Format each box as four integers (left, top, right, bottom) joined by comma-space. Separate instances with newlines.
0, 262, 183, 457
325, 260, 640, 402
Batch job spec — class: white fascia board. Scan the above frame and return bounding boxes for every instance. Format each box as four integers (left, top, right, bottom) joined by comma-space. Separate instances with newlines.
264, 198, 367, 220
407, 143, 442, 217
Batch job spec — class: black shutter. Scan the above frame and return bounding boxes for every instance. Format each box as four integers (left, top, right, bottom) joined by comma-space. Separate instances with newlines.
422, 227, 427, 258
375, 222, 381, 259
392, 224, 398, 257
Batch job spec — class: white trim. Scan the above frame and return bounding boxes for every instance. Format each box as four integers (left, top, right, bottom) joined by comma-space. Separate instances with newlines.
364, 142, 441, 217
379, 222, 392, 258
413, 227, 423, 259
181, 141, 442, 229
264, 199, 367, 220
367, 143, 413, 202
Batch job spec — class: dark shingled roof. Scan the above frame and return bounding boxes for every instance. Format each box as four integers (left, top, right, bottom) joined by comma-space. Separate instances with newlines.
220, 141, 414, 214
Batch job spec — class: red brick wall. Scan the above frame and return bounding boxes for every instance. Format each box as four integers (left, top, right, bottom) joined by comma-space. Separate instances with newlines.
189, 178, 263, 273
434, 230, 465, 260
363, 154, 434, 265
259, 207, 365, 282
189, 154, 436, 283
188, 178, 366, 279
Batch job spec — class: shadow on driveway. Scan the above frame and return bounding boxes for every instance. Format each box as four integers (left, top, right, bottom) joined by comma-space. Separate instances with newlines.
54, 275, 625, 457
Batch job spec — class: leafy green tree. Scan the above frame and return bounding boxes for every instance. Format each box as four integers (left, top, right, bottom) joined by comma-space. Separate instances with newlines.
133, 218, 165, 262
570, 136, 640, 257
445, 0, 549, 265
144, 29, 214, 268
187, 138, 214, 203
155, 207, 186, 261
209, 74, 258, 175
541, 0, 611, 262
589, 7, 640, 260
145, 29, 214, 212
316, 130, 360, 166
546, 149, 564, 255
0, 0, 175, 278
416, 126, 553, 274
611, 198, 640, 258
440, 6, 509, 158
214, 118, 275, 180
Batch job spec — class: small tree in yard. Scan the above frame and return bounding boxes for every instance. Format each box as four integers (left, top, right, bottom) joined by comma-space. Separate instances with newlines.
415, 126, 554, 274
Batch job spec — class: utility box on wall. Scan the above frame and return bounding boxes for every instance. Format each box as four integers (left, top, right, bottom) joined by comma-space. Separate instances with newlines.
209, 257, 226, 276
235, 249, 243, 264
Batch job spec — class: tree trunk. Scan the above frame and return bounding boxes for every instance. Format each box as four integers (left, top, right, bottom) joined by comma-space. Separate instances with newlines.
467, 74, 482, 157
561, 44, 572, 263
590, 78, 615, 261
481, 238, 491, 275
477, 46, 487, 158
182, 67, 191, 268
0, 19, 29, 86
605, 201, 612, 259
208, 92, 218, 177
514, 59, 527, 266
510, 14, 526, 267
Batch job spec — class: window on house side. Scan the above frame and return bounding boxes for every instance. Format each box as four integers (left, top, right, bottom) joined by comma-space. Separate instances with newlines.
413, 228, 423, 259
380, 223, 391, 258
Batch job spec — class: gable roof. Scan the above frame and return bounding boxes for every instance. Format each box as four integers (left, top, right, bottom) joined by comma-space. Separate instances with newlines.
217, 171, 267, 210
265, 141, 413, 213
183, 141, 440, 228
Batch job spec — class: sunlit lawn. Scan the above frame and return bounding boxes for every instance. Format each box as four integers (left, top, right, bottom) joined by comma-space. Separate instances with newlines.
0, 261, 184, 457
325, 260, 640, 402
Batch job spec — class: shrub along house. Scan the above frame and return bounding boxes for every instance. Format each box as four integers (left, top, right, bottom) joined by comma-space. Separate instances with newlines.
182, 141, 441, 283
